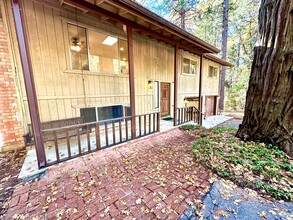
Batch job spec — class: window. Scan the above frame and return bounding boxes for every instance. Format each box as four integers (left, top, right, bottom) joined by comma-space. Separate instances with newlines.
208, 66, 218, 77
68, 24, 89, 70
182, 57, 197, 74
68, 24, 129, 74
97, 105, 124, 121
154, 81, 159, 109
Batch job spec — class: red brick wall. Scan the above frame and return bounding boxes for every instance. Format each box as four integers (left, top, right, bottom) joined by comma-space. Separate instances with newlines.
0, 14, 24, 151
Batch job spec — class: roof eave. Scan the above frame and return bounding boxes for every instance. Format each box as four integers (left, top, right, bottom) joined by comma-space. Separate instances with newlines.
204, 54, 234, 67
109, 0, 220, 54
62, 0, 220, 55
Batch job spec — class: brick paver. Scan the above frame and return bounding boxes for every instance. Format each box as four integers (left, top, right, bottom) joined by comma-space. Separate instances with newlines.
5, 129, 212, 219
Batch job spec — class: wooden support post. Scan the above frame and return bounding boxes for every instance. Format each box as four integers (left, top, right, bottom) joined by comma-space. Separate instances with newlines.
11, 0, 46, 168
53, 131, 60, 162
105, 122, 109, 147
153, 113, 156, 132
139, 116, 142, 137
199, 55, 204, 125
127, 25, 136, 139
148, 114, 151, 134
125, 119, 129, 141
157, 112, 160, 131
66, 129, 71, 158
173, 45, 178, 126
144, 115, 146, 136
118, 121, 122, 143
86, 124, 91, 152
95, 123, 101, 150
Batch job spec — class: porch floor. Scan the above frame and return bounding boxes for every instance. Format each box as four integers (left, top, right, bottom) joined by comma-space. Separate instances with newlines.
6, 128, 214, 219
18, 115, 232, 180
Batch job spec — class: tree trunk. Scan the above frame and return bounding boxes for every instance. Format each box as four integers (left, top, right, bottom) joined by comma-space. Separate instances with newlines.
219, 0, 229, 111
236, 0, 293, 156
180, 8, 186, 30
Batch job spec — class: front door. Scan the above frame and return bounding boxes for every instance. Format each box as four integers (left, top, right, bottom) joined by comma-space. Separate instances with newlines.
160, 82, 170, 116
205, 96, 217, 116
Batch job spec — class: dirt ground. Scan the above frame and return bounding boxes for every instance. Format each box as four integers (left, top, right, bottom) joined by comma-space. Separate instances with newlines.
0, 148, 26, 219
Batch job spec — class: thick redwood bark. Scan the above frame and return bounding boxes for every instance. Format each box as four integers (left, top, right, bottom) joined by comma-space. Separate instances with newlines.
219, 0, 229, 111
236, 0, 293, 156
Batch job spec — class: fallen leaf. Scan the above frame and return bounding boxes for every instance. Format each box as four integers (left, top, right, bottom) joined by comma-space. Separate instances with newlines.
121, 210, 131, 216
234, 199, 242, 204
135, 198, 142, 205
216, 209, 228, 217
258, 210, 266, 218
158, 192, 167, 200
104, 206, 110, 214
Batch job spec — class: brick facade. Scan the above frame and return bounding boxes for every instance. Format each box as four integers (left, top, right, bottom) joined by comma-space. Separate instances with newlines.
0, 12, 24, 151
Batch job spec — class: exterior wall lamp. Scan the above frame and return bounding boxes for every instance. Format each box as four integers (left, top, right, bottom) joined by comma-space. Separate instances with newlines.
148, 80, 153, 90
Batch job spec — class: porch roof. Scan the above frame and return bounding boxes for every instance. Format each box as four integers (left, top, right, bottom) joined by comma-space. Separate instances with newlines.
61, 0, 220, 55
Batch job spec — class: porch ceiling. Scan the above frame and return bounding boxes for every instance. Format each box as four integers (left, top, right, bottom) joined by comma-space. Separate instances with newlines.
61, 0, 220, 55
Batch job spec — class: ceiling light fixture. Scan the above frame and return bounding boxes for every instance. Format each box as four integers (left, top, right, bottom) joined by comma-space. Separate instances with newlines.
70, 38, 81, 52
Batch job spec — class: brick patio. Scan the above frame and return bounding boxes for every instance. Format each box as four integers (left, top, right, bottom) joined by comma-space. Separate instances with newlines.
5, 129, 212, 219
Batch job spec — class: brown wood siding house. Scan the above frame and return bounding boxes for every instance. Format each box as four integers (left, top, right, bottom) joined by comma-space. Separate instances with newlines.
0, 0, 232, 166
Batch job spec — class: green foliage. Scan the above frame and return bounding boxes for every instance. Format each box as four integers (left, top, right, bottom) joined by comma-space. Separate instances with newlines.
180, 124, 201, 131
212, 126, 237, 133
192, 131, 292, 201
255, 181, 291, 201
224, 0, 260, 110
137, 0, 261, 110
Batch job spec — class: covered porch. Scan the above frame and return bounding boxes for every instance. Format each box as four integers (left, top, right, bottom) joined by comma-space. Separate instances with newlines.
10, 0, 220, 170
19, 114, 232, 180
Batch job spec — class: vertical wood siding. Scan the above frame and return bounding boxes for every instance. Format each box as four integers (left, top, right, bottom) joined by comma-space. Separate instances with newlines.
18, 0, 131, 123
133, 35, 174, 115
6, 0, 221, 129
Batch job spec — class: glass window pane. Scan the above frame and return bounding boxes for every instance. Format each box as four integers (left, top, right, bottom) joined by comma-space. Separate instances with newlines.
190, 60, 197, 74
213, 67, 218, 77
154, 81, 159, 108
119, 39, 129, 74
209, 66, 213, 77
88, 30, 119, 73
68, 24, 89, 70
183, 58, 190, 73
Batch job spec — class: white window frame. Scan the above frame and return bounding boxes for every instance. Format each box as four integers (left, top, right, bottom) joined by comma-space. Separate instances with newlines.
153, 81, 160, 109
208, 66, 218, 78
182, 57, 198, 75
